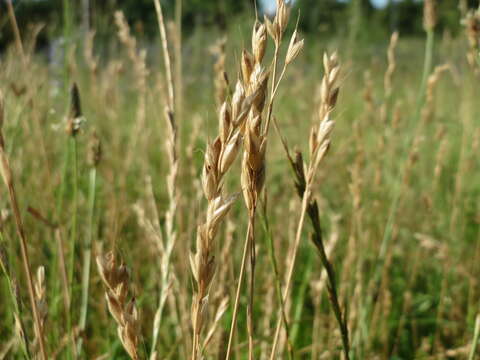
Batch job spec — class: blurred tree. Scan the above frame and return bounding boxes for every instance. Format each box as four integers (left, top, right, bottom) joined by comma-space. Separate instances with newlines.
0, 0, 478, 50
294, 0, 347, 34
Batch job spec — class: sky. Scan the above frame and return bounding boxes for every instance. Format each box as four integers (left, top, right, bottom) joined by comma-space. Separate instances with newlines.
261, 0, 389, 13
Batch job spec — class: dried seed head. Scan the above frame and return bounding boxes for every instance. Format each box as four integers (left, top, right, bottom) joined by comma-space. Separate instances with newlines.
275, 0, 290, 35
316, 119, 335, 148
244, 129, 264, 172
423, 0, 437, 32
250, 66, 269, 111
219, 131, 242, 174
286, 29, 304, 64
35, 266, 46, 301
231, 81, 245, 122
202, 138, 222, 200
34, 266, 48, 327
88, 131, 102, 167
241, 164, 255, 211
247, 110, 262, 134
202, 163, 218, 201
66, 83, 84, 137
264, 14, 280, 44
252, 22, 267, 64
118, 298, 140, 360
206, 194, 237, 238
219, 102, 231, 144
241, 50, 254, 86
97, 252, 140, 360
463, 10, 480, 49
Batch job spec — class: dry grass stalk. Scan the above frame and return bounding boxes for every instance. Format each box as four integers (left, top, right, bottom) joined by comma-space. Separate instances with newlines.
6, 0, 26, 67
270, 52, 349, 360
384, 31, 399, 100
151, 2, 181, 357
0, 90, 48, 360
421, 64, 449, 123
114, 11, 149, 171
96, 252, 141, 360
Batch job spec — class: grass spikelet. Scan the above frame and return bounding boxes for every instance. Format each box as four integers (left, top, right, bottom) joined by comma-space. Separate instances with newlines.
96, 252, 141, 360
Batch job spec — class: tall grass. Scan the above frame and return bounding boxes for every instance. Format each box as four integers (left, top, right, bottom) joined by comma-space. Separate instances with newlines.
0, 0, 479, 359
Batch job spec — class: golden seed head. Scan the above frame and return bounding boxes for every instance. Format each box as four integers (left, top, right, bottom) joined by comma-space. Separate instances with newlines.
241, 50, 254, 86
202, 165, 218, 202
232, 81, 245, 122
219, 131, 242, 175
250, 66, 269, 111
264, 14, 280, 44
219, 102, 231, 144
286, 29, 304, 64
275, 0, 290, 35
252, 22, 267, 64
206, 194, 237, 238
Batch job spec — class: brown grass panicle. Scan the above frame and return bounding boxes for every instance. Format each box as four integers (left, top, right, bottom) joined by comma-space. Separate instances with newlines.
225, 2, 306, 358
270, 52, 348, 360
96, 251, 141, 360
462, 9, 480, 71
423, 0, 437, 32
190, 91, 244, 359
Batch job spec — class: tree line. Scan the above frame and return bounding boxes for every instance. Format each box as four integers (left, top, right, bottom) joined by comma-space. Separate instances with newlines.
0, 0, 478, 49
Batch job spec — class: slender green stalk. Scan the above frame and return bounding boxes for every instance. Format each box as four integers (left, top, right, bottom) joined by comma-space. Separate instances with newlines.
225, 221, 253, 360
259, 208, 294, 360
78, 166, 97, 354
290, 250, 313, 346
468, 315, 480, 360
67, 136, 79, 359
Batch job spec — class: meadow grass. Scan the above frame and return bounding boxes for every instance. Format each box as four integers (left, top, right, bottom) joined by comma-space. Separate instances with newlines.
0, 1, 479, 359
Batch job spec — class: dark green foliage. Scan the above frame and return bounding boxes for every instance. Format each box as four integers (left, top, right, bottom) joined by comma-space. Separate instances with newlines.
1, 0, 478, 50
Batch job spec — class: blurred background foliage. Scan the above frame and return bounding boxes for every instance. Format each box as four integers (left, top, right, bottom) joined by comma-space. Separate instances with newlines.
0, 0, 479, 51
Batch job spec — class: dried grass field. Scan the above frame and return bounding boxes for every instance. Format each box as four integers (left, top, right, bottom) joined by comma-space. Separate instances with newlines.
0, 1, 480, 359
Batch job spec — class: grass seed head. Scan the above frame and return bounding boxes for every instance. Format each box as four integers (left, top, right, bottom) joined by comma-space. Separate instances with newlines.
219, 102, 232, 143
252, 21, 267, 64
286, 29, 304, 64
423, 0, 437, 31
88, 131, 102, 167
242, 50, 254, 86
66, 83, 84, 137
